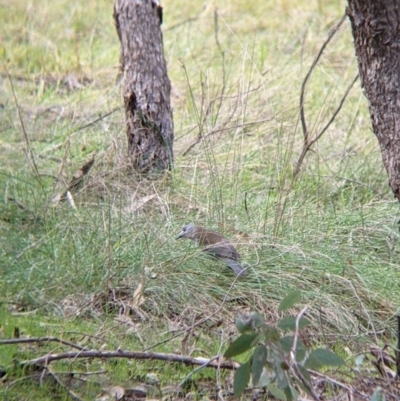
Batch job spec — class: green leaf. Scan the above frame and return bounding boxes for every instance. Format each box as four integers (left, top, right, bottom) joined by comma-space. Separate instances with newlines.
274, 357, 288, 389
278, 290, 301, 312
284, 385, 296, 401
259, 364, 275, 387
370, 387, 386, 401
279, 336, 307, 361
308, 348, 345, 367
224, 333, 258, 358
277, 316, 310, 331
250, 312, 266, 329
252, 345, 268, 386
234, 363, 251, 397
279, 335, 293, 353
305, 350, 323, 370
267, 383, 287, 401
264, 325, 280, 342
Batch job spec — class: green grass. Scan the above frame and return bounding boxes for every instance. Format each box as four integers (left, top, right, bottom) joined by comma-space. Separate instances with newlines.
1, 0, 400, 399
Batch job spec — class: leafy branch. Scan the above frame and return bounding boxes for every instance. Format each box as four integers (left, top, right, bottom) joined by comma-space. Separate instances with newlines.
224, 290, 345, 400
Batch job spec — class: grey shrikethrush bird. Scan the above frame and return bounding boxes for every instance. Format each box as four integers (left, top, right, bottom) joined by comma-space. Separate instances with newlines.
176, 223, 247, 276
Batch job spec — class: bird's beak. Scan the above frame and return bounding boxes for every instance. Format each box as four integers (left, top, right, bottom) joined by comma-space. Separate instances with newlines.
176, 230, 185, 239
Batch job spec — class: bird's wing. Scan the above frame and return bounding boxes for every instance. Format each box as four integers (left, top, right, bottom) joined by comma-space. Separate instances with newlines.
202, 242, 240, 260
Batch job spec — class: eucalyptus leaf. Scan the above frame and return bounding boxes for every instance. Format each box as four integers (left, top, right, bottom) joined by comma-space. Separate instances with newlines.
250, 312, 266, 328
278, 290, 302, 312
277, 316, 310, 331
234, 363, 251, 397
259, 366, 275, 387
284, 385, 296, 401
280, 336, 307, 361
224, 333, 258, 358
252, 345, 268, 386
275, 360, 288, 389
305, 349, 324, 370
267, 383, 287, 401
309, 348, 344, 367
264, 325, 280, 342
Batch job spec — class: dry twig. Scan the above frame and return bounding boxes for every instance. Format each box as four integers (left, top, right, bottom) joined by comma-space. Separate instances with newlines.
294, 13, 358, 178
47, 366, 84, 401
21, 350, 239, 370
0, 336, 89, 351
290, 307, 321, 401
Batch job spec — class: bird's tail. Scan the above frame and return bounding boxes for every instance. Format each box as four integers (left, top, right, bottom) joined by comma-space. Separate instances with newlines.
224, 259, 247, 276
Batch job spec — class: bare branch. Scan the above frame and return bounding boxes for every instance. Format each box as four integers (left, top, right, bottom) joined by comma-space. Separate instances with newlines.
308, 74, 359, 149
309, 370, 371, 400
182, 117, 272, 156
294, 74, 359, 178
21, 349, 239, 370
164, 17, 198, 32
182, 103, 238, 156
299, 14, 347, 141
71, 107, 120, 134
0, 337, 88, 351
47, 366, 85, 401
290, 306, 308, 362
290, 306, 321, 401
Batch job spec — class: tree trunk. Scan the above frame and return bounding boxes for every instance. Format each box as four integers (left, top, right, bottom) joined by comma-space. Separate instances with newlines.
347, 1, 400, 201
114, 0, 174, 173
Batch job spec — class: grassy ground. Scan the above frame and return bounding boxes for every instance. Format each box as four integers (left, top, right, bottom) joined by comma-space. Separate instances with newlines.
1, 0, 400, 399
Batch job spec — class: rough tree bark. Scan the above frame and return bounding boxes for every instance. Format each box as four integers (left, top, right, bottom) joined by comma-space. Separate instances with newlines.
347, 1, 400, 201
114, 0, 174, 173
